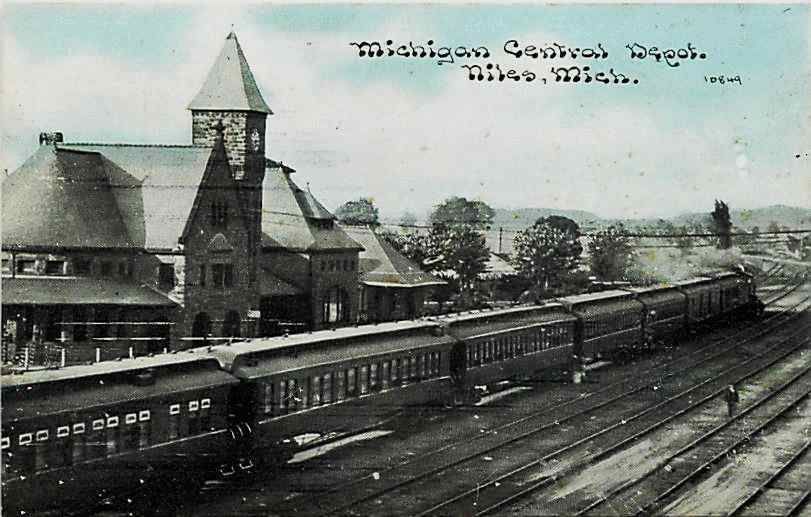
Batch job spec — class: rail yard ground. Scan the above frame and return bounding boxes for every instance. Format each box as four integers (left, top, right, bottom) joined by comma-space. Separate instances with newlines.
108, 269, 811, 517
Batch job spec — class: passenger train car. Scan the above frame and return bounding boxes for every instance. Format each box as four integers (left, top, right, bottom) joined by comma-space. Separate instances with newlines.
437, 304, 578, 394
1, 269, 762, 515
556, 290, 644, 360
2, 354, 240, 515
204, 321, 456, 465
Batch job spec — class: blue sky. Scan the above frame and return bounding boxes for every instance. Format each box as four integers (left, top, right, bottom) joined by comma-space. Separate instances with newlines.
2, 3, 809, 219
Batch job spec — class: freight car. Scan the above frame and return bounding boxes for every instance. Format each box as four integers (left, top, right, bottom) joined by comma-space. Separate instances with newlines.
1, 354, 240, 515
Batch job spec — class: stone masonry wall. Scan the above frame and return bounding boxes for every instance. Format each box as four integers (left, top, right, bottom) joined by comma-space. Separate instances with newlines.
191, 111, 266, 180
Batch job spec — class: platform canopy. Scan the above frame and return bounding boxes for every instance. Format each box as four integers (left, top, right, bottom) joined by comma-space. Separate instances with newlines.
2, 276, 176, 306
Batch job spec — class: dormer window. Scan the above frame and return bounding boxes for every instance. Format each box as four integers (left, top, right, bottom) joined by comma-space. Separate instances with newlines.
210, 201, 228, 228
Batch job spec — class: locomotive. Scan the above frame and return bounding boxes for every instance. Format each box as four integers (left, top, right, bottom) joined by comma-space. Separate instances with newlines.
1, 270, 762, 514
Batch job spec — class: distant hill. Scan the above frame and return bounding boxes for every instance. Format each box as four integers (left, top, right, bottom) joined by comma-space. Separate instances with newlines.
672, 205, 811, 231
382, 204, 810, 255
492, 208, 601, 229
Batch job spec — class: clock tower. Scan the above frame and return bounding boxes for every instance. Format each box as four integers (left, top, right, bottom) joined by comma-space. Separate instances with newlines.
188, 31, 272, 276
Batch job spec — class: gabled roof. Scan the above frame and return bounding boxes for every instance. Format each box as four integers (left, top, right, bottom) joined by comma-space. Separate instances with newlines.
188, 32, 272, 114
2, 146, 136, 249
484, 252, 517, 279
342, 226, 446, 288
59, 143, 215, 250
261, 166, 363, 252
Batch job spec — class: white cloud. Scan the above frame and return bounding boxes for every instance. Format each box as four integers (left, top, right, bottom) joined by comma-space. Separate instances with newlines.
2, 7, 808, 219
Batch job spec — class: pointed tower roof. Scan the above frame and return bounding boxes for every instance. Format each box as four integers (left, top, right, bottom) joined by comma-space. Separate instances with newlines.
188, 32, 272, 114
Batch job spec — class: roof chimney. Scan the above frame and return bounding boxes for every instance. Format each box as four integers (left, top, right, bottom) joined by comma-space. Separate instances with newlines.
39, 132, 63, 146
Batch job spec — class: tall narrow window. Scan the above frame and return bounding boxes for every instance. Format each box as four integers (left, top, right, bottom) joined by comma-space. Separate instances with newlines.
199, 264, 206, 287
159, 264, 175, 291
210, 201, 229, 228
322, 373, 333, 404
224, 265, 235, 288
322, 287, 349, 324
212, 264, 234, 289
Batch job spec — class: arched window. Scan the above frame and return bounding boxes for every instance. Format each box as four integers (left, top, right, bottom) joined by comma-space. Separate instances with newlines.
222, 311, 241, 337
191, 312, 212, 338
322, 287, 350, 324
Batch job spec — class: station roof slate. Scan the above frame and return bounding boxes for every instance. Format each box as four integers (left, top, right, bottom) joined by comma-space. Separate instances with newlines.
261, 166, 363, 252
188, 32, 272, 114
342, 225, 446, 288
1, 146, 136, 249
59, 143, 214, 250
2, 275, 177, 307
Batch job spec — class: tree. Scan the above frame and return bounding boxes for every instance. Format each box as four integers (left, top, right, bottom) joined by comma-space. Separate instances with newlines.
335, 197, 379, 226
429, 196, 494, 229
399, 211, 418, 228
711, 199, 732, 249
588, 223, 635, 281
428, 224, 490, 304
512, 216, 583, 300
653, 218, 676, 239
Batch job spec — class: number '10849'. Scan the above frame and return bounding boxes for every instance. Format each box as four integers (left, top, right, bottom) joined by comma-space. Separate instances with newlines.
705, 74, 742, 85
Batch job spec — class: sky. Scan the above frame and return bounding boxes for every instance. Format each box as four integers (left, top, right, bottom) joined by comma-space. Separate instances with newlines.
2, 3, 809, 220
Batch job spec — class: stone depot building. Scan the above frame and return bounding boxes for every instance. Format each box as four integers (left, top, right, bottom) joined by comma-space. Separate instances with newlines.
1, 33, 440, 364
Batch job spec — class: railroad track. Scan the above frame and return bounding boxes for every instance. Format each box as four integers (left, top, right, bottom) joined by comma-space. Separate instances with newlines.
574, 364, 811, 516
762, 272, 805, 304
643, 376, 810, 516
730, 440, 811, 517
273, 290, 810, 516
147, 278, 808, 517
402, 332, 811, 517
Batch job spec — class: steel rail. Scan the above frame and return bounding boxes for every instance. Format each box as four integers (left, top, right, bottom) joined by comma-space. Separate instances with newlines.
431, 336, 811, 517
784, 486, 811, 517
287, 287, 810, 516
578, 369, 811, 515
725, 440, 810, 517
638, 389, 811, 515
